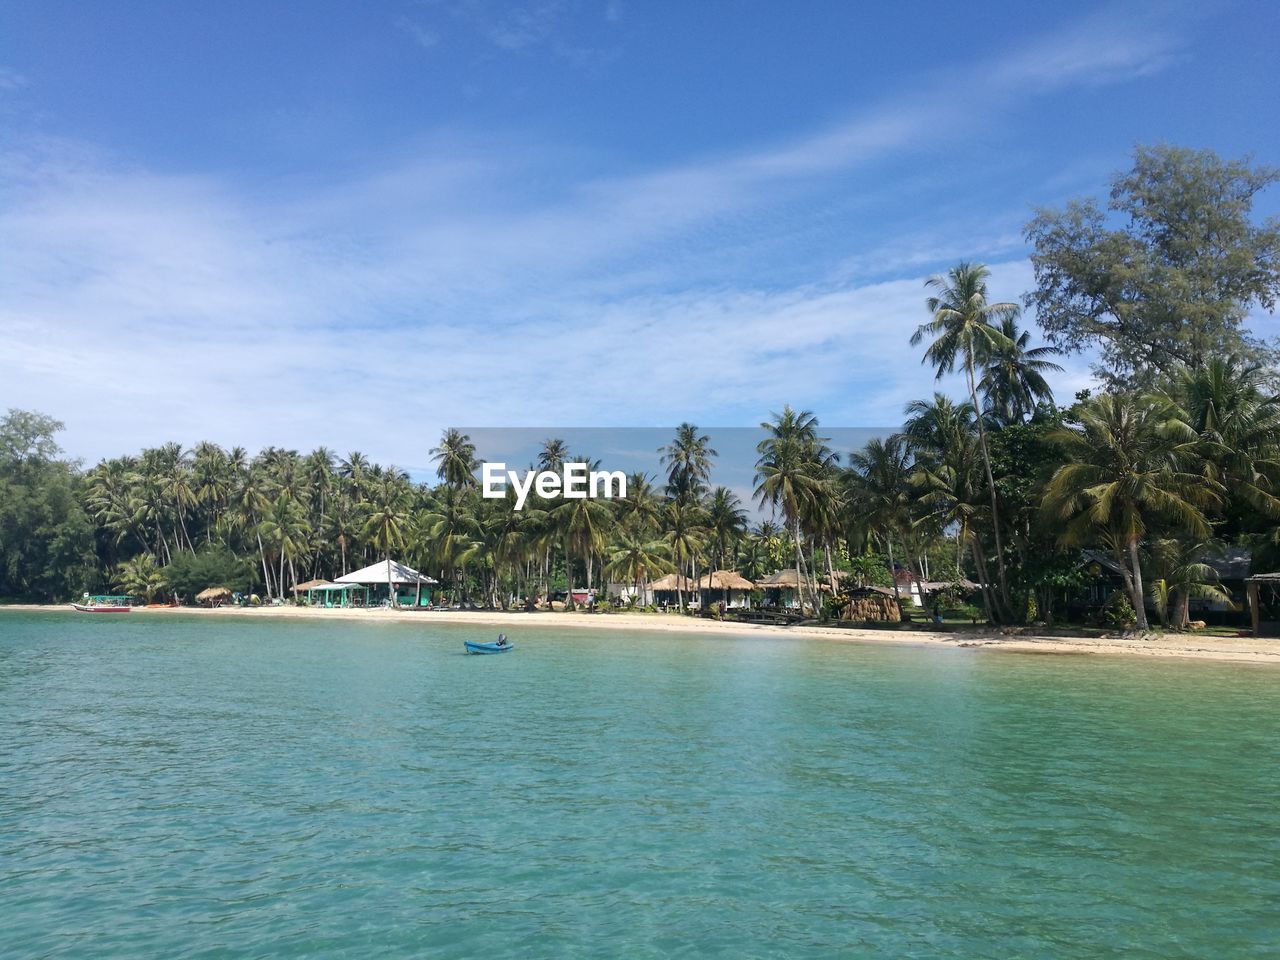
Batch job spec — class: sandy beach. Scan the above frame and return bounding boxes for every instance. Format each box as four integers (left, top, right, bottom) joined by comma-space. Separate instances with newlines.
4, 603, 1279, 664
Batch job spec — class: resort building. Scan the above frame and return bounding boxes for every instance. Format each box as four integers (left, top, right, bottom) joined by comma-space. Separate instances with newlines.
316, 560, 439, 607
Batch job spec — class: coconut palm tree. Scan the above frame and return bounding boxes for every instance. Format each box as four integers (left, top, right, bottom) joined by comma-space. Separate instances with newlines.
1148, 538, 1233, 629
901, 394, 996, 618
846, 436, 914, 614
1169, 355, 1280, 519
431, 429, 479, 490
363, 474, 412, 606
705, 486, 748, 578
911, 262, 1017, 615
978, 315, 1063, 426
605, 534, 673, 606
661, 497, 707, 612
659, 424, 717, 502
754, 406, 834, 614
115, 554, 167, 603
1042, 393, 1222, 630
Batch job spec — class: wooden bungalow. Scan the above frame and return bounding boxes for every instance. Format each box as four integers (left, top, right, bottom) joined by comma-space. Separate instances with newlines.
695, 570, 757, 609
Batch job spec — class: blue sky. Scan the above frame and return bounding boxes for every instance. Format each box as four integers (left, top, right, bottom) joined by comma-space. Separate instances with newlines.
2, 0, 1279, 475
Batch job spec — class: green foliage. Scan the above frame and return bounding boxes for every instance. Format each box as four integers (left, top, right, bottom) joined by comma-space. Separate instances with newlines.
114, 555, 168, 602
163, 547, 255, 598
0, 409, 98, 601
1102, 591, 1138, 628
1026, 144, 1280, 386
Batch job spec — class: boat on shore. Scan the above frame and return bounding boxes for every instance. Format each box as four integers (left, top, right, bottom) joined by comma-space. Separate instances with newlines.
72, 595, 134, 613
464, 638, 513, 655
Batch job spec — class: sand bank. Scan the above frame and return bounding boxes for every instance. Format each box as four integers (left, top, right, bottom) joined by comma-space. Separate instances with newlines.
4, 603, 1279, 664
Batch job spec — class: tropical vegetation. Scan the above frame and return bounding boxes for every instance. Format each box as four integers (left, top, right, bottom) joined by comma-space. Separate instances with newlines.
2, 145, 1278, 631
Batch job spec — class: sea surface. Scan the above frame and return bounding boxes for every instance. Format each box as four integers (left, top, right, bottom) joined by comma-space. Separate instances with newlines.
1, 611, 1277, 958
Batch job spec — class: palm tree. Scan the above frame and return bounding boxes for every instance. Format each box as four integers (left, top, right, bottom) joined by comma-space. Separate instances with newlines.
431, 429, 479, 490
754, 406, 833, 614
911, 262, 1017, 616
661, 497, 707, 612
257, 493, 309, 598
901, 394, 995, 617
363, 474, 412, 606
846, 436, 914, 614
659, 424, 717, 502
605, 534, 672, 606
1042, 393, 1222, 630
618, 472, 663, 536
1169, 355, 1280, 519
115, 554, 167, 603
978, 315, 1062, 426
1148, 538, 1232, 629
705, 486, 748, 579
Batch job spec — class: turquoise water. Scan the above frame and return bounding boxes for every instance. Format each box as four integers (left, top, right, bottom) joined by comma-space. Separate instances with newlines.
1, 612, 1277, 958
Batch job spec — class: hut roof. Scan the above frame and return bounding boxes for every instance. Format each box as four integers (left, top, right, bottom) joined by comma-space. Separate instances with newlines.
336, 560, 438, 586
292, 578, 332, 592
195, 586, 232, 601
647, 573, 695, 591
696, 570, 756, 590
918, 579, 980, 592
759, 568, 819, 589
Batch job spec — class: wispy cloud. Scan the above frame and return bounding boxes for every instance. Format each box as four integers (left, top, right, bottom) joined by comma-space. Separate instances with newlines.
2, 4, 1188, 464
0, 67, 26, 92
396, 16, 441, 50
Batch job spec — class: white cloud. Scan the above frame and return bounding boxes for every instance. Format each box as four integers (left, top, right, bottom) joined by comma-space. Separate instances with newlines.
1, 6, 1182, 465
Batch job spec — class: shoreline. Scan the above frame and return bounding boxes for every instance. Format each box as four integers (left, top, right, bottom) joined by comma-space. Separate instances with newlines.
3, 603, 1279, 664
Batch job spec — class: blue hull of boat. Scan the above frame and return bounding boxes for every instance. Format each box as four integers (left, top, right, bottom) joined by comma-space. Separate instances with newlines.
464, 640, 513, 655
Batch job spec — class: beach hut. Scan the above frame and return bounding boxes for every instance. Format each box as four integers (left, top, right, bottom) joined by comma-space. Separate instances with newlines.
646, 573, 695, 609
336, 560, 438, 607
195, 586, 232, 607
1245, 572, 1280, 636
695, 570, 756, 609
292, 578, 332, 606
758, 568, 819, 608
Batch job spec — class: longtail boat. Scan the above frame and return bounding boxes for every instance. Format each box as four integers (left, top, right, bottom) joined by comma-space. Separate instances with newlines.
72, 595, 134, 613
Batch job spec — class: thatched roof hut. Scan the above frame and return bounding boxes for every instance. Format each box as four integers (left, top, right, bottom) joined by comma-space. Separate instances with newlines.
759, 568, 810, 590
647, 573, 695, 592
292, 578, 332, 593
195, 586, 232, 604
696, 570, 756, 591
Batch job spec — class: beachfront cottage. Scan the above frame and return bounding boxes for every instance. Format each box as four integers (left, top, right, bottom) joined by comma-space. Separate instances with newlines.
646, 573, 696, 609
695, 570, 757, 609
334, 560, 438, 607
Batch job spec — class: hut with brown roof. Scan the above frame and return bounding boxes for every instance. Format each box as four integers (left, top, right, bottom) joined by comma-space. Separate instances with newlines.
695, 570, 757, 609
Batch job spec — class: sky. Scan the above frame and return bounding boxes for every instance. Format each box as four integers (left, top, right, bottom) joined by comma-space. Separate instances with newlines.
2, 0, 1279, 478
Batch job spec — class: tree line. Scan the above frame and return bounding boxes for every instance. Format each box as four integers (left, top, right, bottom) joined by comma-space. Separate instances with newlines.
2, 145, 1278, 629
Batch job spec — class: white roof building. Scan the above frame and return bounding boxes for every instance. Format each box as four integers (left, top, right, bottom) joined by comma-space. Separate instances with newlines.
335, 560, 438, 586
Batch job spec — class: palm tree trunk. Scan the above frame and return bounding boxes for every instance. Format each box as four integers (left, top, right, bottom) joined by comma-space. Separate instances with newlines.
967, 356, 1012, 619
1127, 536, 1149, 630
887, 537, 904, 619
387, 553, 396, 607
256, 531, 271, 599
970, 539, 994, 623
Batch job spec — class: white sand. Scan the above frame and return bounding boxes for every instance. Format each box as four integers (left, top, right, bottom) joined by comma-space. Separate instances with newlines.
6, 603, 1279, 664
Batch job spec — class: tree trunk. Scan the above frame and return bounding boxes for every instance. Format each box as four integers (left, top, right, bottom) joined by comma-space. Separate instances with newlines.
970, 539, 994, 624
1127, 536, 1148, 630
887, 537, 905, 618
967, 356, 1011, 620
387, 553, 396, 607
1175, 591, 1190, 630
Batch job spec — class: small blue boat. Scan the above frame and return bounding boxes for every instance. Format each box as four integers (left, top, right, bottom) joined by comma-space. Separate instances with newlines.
464, 639, 514, 655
